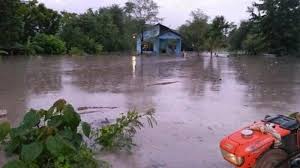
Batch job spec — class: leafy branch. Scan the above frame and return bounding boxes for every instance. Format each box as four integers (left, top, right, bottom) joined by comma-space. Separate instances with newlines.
0, 99, 156, 168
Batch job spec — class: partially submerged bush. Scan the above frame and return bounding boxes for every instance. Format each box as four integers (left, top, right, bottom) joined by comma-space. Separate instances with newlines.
0, 99, 156, 168
69, 47, 85, 56
0, 99, 97, 168
32, 34, 66, 55
95, 109, 156, 151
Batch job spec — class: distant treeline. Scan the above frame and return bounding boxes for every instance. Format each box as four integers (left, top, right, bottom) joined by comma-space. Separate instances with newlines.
0, 0, 158, 55
1, 0, 300, 56
179, 0, 300, 56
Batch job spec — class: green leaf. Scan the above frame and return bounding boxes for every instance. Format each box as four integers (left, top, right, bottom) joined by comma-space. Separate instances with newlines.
3, 160, 26, 168
63, 105, 81, 130
52, 99, 67, 113
46, 135, 76, 157
0, 122, 11, 141
81, 122, 91, 138
21, 142, 43, 162
5, 139, 21, 154
48, 115, 64, 128
22, 110, 40, 128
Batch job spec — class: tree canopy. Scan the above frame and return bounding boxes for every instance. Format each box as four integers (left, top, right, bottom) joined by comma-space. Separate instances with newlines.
0, 0, 161, 55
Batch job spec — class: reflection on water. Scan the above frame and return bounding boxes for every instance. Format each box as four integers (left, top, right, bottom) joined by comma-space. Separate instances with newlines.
0, 55, 300, 167
132, 56, 137, 79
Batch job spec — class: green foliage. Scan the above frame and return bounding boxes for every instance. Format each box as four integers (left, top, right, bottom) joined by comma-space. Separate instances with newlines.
179, 9, 209, 51
242, 33, 265, 55
0, 99, 157, 168
32, 34, 66, 55
69, 47, 85, 56
3, 160, 27, 168
24, 37, 39, 56
20, 0, 61, 42
228, 21, 251, 52
179, 11, 232, 55
21, 142, 43, 162
248, 0, 300, 55
95, 109, 156, 151
1, 0, 162, 55
206, 16, 232, 56
126, 0, 162, 24
0, 99, 97, 168
0, 122, 11, 141
0, 0, 23, 51
82, 122, 91, 138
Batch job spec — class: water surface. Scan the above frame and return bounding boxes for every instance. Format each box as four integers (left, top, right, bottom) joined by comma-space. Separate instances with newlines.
0, 54, 300, 168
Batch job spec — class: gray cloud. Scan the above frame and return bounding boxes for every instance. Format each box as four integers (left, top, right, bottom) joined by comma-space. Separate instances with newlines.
38, 0, 255, 28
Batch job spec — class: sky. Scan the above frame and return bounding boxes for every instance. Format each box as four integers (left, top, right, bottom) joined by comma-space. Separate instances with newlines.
38, 0, 255, 29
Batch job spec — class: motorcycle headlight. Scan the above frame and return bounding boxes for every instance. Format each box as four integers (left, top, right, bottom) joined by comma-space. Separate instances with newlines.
221, 149, 244, 166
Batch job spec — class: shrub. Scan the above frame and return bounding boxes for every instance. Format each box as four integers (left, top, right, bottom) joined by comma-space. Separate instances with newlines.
0, 99, 98, 168
0, 100, 156, 167
81, 38, 103, 55
69, 47, 85, 56
32, 34, 66, 55
95, 109, 156, 151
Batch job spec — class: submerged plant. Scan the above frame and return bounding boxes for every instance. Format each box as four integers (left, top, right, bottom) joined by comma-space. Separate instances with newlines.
95, 109, 157, 151
0, 100, 156, 168
0, 99, 98, 168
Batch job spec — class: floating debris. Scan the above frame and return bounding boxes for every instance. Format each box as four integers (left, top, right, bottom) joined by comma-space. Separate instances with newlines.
101, 118, 110, 124
147, 81, 179, 87
78, 110, 104, 115
77, 106, 118, 111
0, 109, 7, 118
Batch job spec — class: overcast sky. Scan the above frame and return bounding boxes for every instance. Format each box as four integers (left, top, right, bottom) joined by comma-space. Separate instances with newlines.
38, 0, 255, 29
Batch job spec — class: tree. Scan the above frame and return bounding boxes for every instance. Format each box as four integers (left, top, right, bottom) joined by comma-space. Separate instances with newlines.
18, 0, 61, 43
127, 0, 162, 24
228, 21, 250, 51
249, 0, 300, 55
0, 0, 23, 53
32, 33, 66, 55
178, 9, 209, 52
206, 16, 231, 56
126, 0, 162, 54
228, 20, 266, 55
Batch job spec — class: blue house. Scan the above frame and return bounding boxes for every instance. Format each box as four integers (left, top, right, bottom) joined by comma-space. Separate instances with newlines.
136, 24, 182, 56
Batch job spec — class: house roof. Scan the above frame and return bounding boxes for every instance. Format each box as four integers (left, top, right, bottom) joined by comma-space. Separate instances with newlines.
156, 24, 181, 37
139, 23, 181, 41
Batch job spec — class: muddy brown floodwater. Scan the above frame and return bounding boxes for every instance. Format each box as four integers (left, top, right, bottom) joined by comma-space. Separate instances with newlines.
1, 54, 300, 168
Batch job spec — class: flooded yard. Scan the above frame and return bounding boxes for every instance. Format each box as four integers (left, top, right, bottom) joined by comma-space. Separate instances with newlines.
1, 54, 300, 168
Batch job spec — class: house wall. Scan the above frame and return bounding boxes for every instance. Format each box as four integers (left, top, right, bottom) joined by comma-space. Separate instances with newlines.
136, 37, 142, 54
159, 32, 181, 40
136, 25, 182, 56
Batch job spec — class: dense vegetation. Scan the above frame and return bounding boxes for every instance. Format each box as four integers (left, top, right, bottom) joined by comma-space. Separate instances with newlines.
0, 99, 156, 168
179, 0, 300, 56
178, 9, 233, 56
0, 0, 160, 55
1, 0, 299, 56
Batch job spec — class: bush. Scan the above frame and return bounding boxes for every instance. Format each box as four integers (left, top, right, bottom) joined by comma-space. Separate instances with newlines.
0, 99, 98, 168
0, 99, 156, 168
81, 38, 103, 55
32, 34, 66, 55
69, 47, 85, 56
95, 109, 156, 151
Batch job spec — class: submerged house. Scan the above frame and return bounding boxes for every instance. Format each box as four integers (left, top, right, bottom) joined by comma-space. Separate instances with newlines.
136, 24, 182, 56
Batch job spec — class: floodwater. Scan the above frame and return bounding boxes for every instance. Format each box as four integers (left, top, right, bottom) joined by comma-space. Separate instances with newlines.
1, 54, 300, 168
